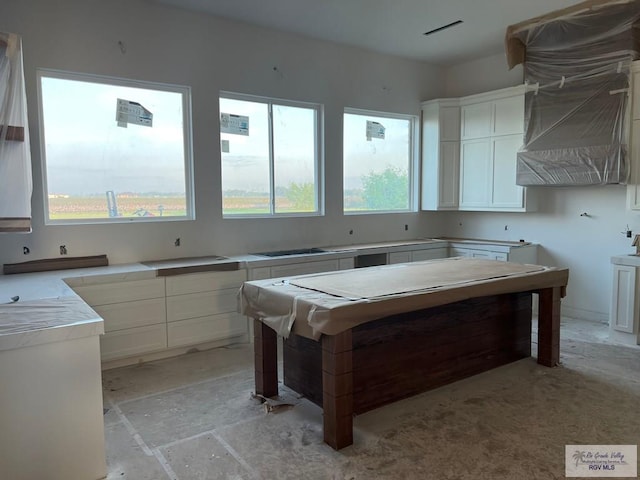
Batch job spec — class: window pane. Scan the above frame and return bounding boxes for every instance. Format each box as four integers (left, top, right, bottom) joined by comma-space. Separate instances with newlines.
40, 74, 190, 222
220, 98, 270, 215
343, 112, 412, 212
273, 104, 317, 213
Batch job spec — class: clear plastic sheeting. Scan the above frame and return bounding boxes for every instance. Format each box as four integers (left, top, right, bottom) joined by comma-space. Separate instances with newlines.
0, 32, 32, 232
506, 0, 640, 186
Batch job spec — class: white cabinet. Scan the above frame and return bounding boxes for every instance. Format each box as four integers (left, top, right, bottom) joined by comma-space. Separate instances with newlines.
610, 264, 637, 334
422, 85, 532, 212
165, 270, 247, 348
388, 247, 449, 264
460, 139, 491, 206
73, 278, 167, 361
459, 86, 530, 212
609, 258, 640, 346
448, 243, 537, 264
421, 99, 460, 211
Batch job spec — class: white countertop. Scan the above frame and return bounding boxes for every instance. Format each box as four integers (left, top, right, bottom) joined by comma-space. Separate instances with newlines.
611, 254, 640, 267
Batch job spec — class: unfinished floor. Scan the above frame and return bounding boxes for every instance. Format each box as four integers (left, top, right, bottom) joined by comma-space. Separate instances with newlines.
102, 317, 640, 480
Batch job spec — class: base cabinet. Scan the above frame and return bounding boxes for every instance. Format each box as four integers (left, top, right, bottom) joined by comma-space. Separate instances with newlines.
73, 278, 167, 362
165, 270, 248, 348
609, 261, 640, 345
72, 271, 249, 365
448, 243, 537, 264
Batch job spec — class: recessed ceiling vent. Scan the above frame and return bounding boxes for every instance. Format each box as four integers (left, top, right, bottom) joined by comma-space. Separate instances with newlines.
423, 20, 463, 37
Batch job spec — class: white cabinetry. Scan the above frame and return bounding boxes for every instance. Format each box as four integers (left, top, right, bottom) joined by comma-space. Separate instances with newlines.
73, 278, 166, 361
422, 85, 532, 212
249, 258, 354, 281
165, 270, 247, 348
448, 242, 537, 264
388, 247, 448, 264
459, 86, 530, 211
421, 99, 460, 210
609, 257, 640, 345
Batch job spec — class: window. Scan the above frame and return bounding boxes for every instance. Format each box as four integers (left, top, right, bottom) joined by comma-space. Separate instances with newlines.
219, 92, 322, 216
38, 69, 194, 223
343, 109, 418, 213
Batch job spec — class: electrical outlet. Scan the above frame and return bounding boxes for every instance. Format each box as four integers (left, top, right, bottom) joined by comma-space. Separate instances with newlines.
404, 224, 408, 231
59, 245, 67, 255
23, 246, 30, 255
174, 238, 181, 247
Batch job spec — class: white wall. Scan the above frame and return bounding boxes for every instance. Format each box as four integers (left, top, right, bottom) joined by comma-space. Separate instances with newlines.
0, 0, 446, 266
443, 55, 640, 322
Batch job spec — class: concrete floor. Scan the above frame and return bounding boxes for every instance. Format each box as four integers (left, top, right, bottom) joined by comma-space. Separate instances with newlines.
102, 317, 640, 479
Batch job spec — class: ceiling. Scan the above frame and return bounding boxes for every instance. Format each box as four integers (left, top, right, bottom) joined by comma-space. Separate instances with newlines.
151, 0, 582, 65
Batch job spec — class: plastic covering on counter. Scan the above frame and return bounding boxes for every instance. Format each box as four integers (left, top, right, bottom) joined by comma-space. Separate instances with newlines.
0, 32, 31, 231
505, 0, 640, 186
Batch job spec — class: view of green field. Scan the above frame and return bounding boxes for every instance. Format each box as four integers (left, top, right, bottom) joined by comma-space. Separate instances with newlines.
48, 196, 187, 219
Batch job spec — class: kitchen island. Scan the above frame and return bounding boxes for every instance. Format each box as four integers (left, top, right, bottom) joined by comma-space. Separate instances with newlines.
240, 257, 569, 449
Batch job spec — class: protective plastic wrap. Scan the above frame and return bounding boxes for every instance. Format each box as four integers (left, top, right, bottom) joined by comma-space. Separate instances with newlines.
506, 0, 640, 186
0, 32, 31, 232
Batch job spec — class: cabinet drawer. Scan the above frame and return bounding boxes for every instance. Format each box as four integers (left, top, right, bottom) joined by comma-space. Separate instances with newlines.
270, 260, 339, 278
100, 323, 167, 361
411, 248, 448, 262
389, 252, 411, 264
93, 298, 166, 332
167, 312, 247, 348
73, 278, 165, 306
165, 269, 246, 296
166, 288, 238, 322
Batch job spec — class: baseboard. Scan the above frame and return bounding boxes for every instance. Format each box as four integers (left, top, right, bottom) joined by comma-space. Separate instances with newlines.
101, 334, 250, 370
561, 305, 608, 324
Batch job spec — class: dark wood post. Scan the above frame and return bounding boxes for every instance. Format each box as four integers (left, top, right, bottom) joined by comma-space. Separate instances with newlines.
537, 287, 562, 367
321, 330, 354, 450
254, 319, 278, 397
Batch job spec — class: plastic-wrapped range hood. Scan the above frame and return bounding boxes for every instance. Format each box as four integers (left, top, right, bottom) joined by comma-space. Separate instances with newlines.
504, 0, 640, 186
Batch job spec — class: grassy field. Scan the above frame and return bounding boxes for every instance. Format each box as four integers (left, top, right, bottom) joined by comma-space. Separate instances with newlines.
48, 196, 187, 219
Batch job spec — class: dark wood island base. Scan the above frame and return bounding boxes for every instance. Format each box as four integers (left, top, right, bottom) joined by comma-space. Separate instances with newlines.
253, 286, 563, 450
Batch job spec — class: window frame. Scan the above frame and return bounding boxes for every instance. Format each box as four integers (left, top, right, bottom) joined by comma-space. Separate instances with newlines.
37, 68, 195, 225
219, 91, 324, 218
343, 107, 419, 215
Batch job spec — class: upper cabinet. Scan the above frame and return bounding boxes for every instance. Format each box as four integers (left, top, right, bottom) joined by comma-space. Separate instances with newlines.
421, 99, 460, 211
422, 85, 535, 213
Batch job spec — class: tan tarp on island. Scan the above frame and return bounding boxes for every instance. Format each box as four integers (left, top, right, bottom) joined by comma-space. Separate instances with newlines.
238, 257, 569, 340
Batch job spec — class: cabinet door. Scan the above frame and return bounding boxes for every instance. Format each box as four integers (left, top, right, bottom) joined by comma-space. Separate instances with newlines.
411, 248, 448, 262
461, 103, 491, 140
610, 265, 638, 333
492, 95, 524, 136
388, 252, 411, 264
440, 106, 460, 141
460, 139, 491, 207
93, 298, 166, 332
73, 278, 165, 306
166, 288, 238, 322
167, 312, 247, 348
491, 135, 524, 208
165, 270, 246, 296
100, 324, 167, 361
439, 141, 460, 208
